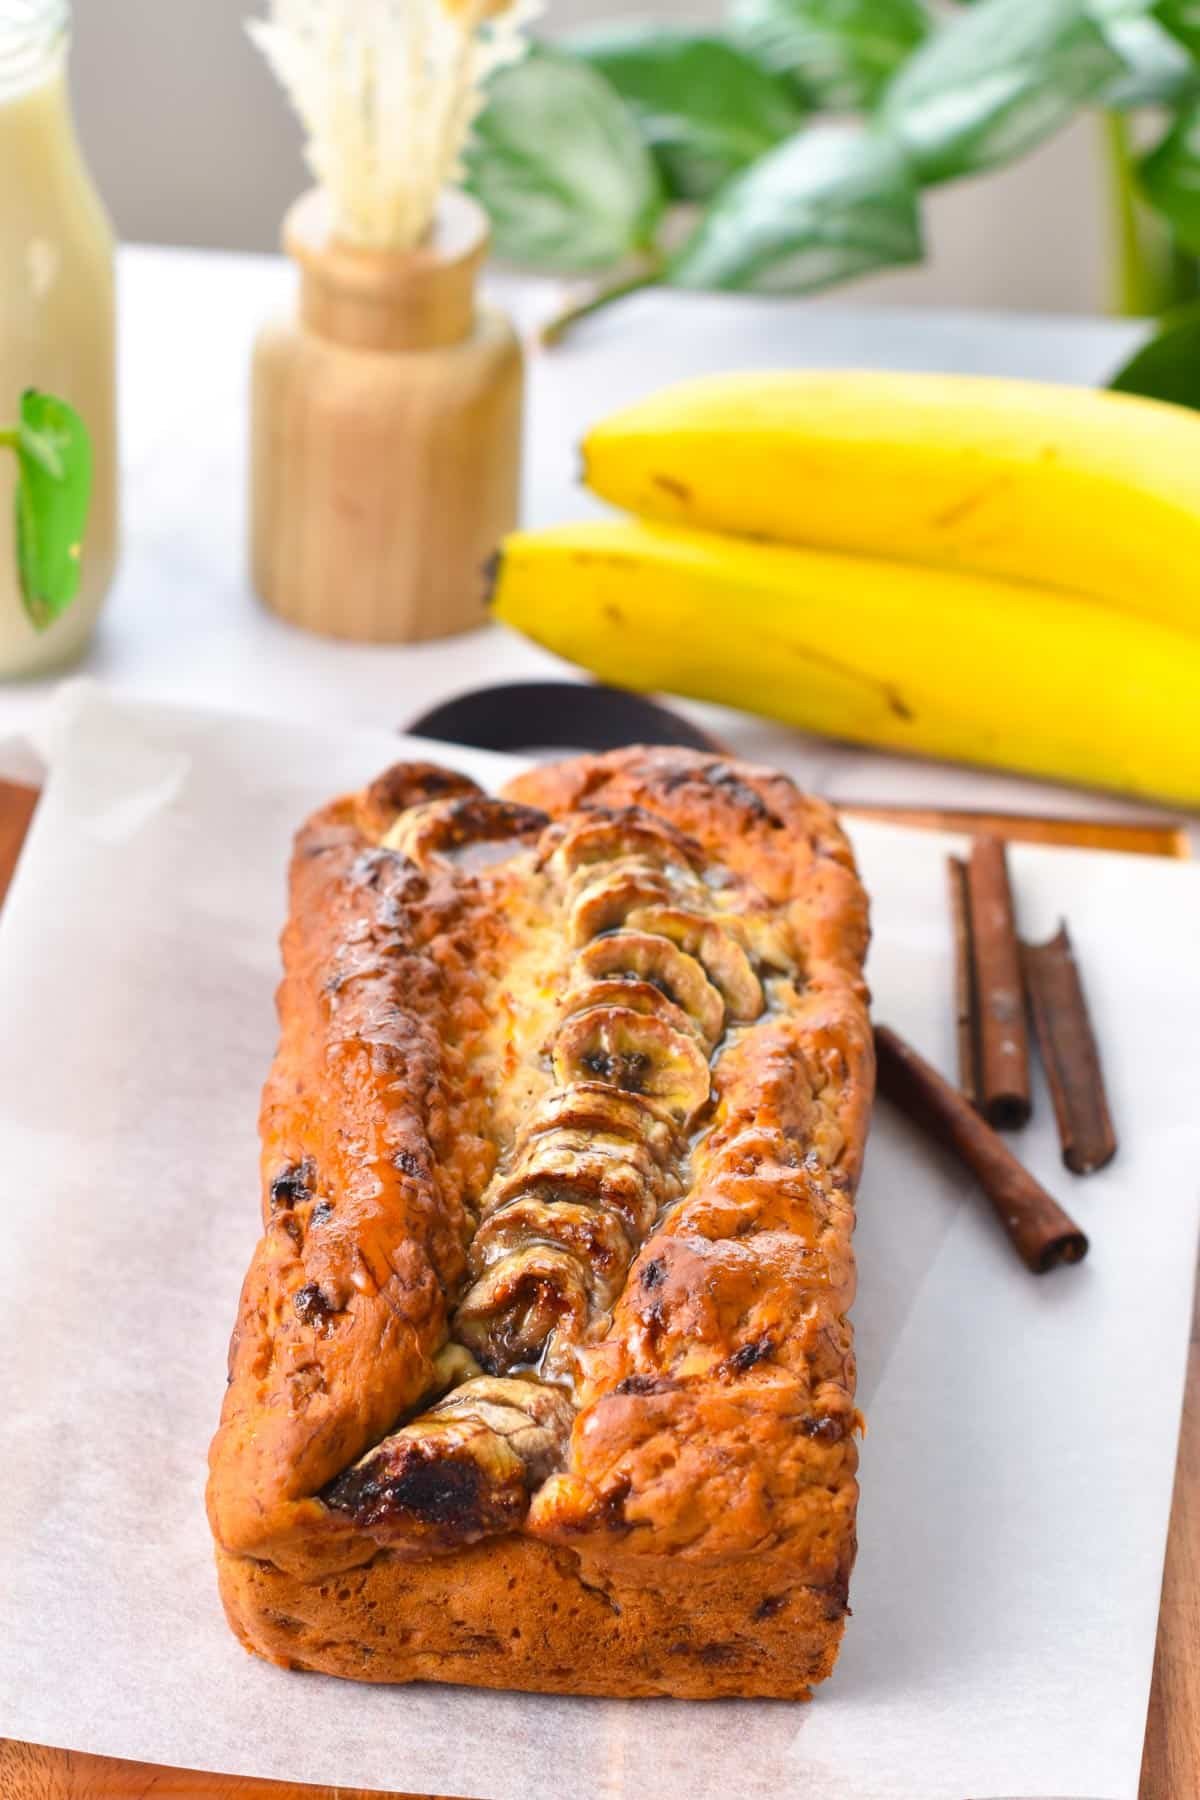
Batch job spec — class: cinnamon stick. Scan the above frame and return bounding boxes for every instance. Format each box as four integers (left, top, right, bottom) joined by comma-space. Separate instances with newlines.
842, 802, 1189, 860
1022, 924, 1118, 1176
874, 1025, 1088, 1274
947, 854, 978, 1108
964, 835, 1032, 1129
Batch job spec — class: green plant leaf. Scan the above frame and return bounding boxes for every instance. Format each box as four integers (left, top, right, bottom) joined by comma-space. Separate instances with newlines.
880, 0, 1127, 186
1108, 302, 1200, 405
1155, 0, 1200, 57
729, 0, 933, 112
464, 46, 665, 274
1140, 100, 1200, 250
669, 122, 922, 292
568, 26, 806, 202
1101, 10, 1197, 103
12, 389, 92, 631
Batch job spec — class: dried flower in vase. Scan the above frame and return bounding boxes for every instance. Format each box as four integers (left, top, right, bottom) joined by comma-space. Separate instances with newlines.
247, 0, 528, 646
247, 0, 542, 252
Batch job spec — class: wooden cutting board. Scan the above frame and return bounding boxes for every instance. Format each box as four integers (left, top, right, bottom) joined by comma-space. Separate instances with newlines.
0, 777, 1194, 1800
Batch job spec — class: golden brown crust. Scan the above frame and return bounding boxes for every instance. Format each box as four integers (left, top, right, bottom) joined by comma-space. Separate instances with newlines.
207, 747, 873, 1694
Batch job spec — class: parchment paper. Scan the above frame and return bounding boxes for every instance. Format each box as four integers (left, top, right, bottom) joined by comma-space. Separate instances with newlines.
1, 685, 1197, 1800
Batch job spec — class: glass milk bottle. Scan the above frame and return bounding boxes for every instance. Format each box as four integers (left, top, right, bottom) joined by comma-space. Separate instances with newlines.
0, 0, 117, 677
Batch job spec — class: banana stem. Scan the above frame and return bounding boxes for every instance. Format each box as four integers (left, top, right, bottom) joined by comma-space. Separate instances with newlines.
538, 261, 664, 349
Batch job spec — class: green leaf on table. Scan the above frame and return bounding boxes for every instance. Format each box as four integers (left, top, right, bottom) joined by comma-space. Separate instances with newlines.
1155, 0, 1200, 58
568, 26, 806, 203
729, 0, 933, 113
1140, 100, 1200, 251
13, 389, 92, 631
1108, 301, 1200, 408
880, 0, 1126, 186
669, 122, 922, 293
464, 46, 665, 274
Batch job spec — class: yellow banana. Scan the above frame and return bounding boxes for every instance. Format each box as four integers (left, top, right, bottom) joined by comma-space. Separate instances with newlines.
490, 520, 1200, 806
581, 371, 1200, 639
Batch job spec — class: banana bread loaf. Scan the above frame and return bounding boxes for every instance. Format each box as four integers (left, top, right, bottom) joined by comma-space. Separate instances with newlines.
207, 747, 873, 1698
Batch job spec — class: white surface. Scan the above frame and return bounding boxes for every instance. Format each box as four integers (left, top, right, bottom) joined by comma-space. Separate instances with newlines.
0, 686, 1197, 1800
0, 244, 1171, 836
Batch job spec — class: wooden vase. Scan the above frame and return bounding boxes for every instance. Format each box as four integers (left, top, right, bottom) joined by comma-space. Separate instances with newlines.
250, 187, 523, 643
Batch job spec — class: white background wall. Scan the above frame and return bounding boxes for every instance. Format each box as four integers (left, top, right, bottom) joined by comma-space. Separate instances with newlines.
69, 0, 1113, 314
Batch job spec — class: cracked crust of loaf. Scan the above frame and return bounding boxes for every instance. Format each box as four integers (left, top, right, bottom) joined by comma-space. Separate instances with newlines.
207, 748, 873, 1698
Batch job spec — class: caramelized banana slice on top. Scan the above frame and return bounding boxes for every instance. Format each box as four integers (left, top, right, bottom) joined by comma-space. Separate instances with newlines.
489, 1129, 667, 1235
519, 1082, 679, 1162
454, 1244, 592, 1374
469, 1196, 632, 1307
575, 930, 725, 1044
322, 1376, 572, 1547
553, 1006, 712, 1124
551, 809, 703, 880
567, 864, 678, 943
562, 976, 701, 1044
425, 1375, 572, 1485
627, 904, 764, 1021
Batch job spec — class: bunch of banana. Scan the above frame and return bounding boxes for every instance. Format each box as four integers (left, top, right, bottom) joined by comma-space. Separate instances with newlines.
489, 371, 1200, 806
